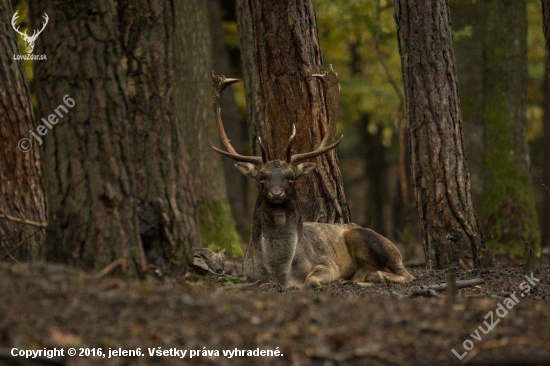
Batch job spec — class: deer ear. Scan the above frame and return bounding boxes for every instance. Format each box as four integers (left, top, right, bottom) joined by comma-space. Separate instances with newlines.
295, 162, 316, 179
235, 162, 259, 178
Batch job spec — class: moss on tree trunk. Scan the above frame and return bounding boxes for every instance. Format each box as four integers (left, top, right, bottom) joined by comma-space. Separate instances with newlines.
174, 0, 242, 255
481, 0, 540, 256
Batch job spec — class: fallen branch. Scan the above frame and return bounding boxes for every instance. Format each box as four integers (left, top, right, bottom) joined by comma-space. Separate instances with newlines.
95, 258, 125, 279
427, 278, 484, 292
410, 278, 484, 297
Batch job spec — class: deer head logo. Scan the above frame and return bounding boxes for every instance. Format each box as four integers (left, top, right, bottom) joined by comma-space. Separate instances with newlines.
11, 11, 48, 54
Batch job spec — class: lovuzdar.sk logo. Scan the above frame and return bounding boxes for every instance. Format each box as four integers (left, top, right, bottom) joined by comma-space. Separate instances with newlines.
11, 10, 48, 61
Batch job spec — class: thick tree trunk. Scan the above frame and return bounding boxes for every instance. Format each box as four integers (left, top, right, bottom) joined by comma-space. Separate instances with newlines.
248, 0, 350, 223
117, 0, 199, 272
174, 0, 242, 255
0, 0, 46, 261
540, 0, 550, 249
449, 0, 485, 209
31, 0, 144, 274
394, 0, 494, 269
481, 0, 540, 257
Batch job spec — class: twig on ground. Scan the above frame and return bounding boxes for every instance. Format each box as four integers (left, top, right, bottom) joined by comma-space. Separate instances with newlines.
410, 278, 484, 297
427, 278, 484, 291
95, 258, 125, 279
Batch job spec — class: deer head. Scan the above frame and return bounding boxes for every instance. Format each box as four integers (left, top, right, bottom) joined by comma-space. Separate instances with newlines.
12, 11, 48, 54
210, 66, 343, 206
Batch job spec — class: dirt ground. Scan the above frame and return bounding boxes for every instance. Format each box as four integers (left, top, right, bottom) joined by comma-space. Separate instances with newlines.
1, 261, 549, 366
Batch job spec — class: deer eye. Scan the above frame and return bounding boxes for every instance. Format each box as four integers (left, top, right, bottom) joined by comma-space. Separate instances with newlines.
287, 177, 295, 183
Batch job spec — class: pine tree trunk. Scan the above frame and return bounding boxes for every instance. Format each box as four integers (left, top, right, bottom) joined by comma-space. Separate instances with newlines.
117, 0, 199, 272
449, 0, 485, 209
0, 0, 46, 261
31, 0, 144, 274
394, 0, 494, 269
481, 0, 540, 257
174, 0, 242, 255
248, 0, 350, 223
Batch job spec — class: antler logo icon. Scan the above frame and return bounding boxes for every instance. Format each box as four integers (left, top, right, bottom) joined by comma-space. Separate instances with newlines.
11, 11, 48, 54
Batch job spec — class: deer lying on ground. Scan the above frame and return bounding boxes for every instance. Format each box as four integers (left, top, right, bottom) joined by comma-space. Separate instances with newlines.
211, 67, 414, 287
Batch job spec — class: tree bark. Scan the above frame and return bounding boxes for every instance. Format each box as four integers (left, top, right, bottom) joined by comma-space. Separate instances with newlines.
394, 0, 494, 269
117, 0, 199, 272
236, 0, 265, 156
209, 0, 251, 238
174, 0, 242, 255
0, 0, 46, 261
31, 0, 144, 274
540, 0, 550, 249
448, 0, 485, 209
248, 0, 350, 223
481, 0, 540, 257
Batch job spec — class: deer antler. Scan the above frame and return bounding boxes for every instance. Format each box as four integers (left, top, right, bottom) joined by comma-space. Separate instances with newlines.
11, 11, 29, 39
29, 13, 48, 41
289, 64, 344, 164
211, 72, 265, 164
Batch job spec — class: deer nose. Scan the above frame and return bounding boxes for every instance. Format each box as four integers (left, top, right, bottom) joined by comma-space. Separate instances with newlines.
268, 188, 285, 200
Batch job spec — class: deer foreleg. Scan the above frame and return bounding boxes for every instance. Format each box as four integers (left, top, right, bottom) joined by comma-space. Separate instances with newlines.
305, 264, 339, 288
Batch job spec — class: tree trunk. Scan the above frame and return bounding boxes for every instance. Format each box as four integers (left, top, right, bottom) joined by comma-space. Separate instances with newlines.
31, 0, 144, 274
448, 0, 485, 209
365, 129, 387, 235
174, 0, 242, 255
0, 0, 46, 261
117, 0, 199, 272
236, 0, 265, 156
394, 0, 494, 269
248, 0, 350, 223
481, 0, 540, 257
209, 0, 251, 238
540, 0, 550, 249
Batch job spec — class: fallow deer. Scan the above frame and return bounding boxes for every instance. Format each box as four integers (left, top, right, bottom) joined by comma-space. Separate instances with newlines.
210, 66, 414, 287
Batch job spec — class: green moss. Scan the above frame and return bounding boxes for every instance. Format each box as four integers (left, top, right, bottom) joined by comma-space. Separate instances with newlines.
198, 200, 244, 257
481, 88, 541, 258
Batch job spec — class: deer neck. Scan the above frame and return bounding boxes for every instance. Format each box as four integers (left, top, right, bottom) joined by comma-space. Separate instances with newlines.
250, 192, 303, 282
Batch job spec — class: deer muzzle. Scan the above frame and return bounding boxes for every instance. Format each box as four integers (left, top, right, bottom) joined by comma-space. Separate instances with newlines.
267, 188, 286, 203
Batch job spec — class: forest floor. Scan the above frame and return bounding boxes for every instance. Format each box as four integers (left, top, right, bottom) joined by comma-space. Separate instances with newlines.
1, 261, 549, 366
